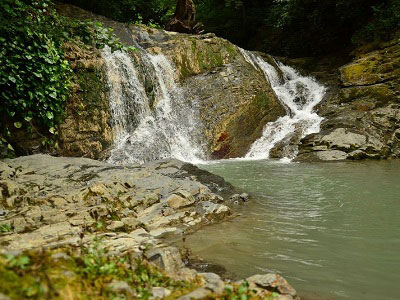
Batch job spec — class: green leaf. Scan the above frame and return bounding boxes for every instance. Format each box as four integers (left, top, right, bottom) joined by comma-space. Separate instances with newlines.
49, 127, 55, 134
7, 144, 14, 151
46, 111, 54, 119
24, 116, 32, 122
14, 122, 22, 129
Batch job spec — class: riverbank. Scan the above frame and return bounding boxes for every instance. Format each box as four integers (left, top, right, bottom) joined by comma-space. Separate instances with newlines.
0, 155, 299, 299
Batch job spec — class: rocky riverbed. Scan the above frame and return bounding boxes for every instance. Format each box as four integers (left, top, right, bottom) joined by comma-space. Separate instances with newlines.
0, 155, 298, 299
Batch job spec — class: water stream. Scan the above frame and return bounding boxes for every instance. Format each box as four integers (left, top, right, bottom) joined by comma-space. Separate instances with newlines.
239, 49, 326, 160
102, 46, 326, 164
102, 46, 204, 164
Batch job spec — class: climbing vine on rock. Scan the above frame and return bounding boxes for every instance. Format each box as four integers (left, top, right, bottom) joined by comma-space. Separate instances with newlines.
0, 0, 131, 157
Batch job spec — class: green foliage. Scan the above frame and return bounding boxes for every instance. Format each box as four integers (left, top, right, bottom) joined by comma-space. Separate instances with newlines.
353, 0, 400, 44
0, 0, 131, 156
60, 0, 177, 27
196, 0, 400, 57
81, 239, 121, 277
5, 255, 31, 270
224, 280, 254, 300
0, 245, 195, 299
0, 224, 12, 233
0, 0, 72, 148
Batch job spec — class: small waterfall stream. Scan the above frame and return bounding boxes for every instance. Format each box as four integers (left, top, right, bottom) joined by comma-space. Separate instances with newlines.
239, 49, 326, 160
102, 44, 326, 164
102, 46, 204, 164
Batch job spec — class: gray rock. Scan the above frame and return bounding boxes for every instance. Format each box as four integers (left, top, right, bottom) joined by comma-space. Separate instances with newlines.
151, 287, 171, 299
121, 217, 140, 229
200, 272, 225, 294
106, 220, 125, 231
240, 193, 250, 202
51, 252, 71, 261
107, 280, 135, 296
146, 246, 184, 274
247, 273, 297, 297
316, 150, 348, 161
167, 194, 195, 209
177, 288, 211, 300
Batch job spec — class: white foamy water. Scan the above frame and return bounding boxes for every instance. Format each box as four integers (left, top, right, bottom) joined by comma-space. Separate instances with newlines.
240, 49, 326, 160
102, 46, 204, 164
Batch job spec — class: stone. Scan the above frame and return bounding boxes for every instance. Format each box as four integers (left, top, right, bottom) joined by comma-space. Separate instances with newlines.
107, 280, 135, 296
240, 193, 250, 202
0, 293, 11, 300
51, 252, 71, 261
121, 217, 140, 229
321, 128, 366, 151
146, 246, 184, 274
247, 274, 297, 297
316, 150, 348, 161
230, 194, 241, 204
177, 288, 211, 300
167, 194, 195, 209
200, 272, 225, 294
149, 227, 178, 238
107, 221, 125, 231
0, 210, 6, 217
12, 217, 27, 233
151, 287, 171, 299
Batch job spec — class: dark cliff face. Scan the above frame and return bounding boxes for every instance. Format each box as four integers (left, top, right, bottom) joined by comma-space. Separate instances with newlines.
284, 39, 400, 161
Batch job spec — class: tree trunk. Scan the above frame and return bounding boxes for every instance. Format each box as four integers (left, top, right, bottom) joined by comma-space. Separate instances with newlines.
167, 0, 202, 34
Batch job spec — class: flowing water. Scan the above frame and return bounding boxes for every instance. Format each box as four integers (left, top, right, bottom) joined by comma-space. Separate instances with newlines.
102, 45, 326, 164
102, 46, 204, 164
185, 160, 400, 300
239, 49, 326, 160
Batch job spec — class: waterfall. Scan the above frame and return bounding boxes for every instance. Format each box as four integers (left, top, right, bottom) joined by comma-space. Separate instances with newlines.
102, 46, 204, 164
239, 49, 326, 160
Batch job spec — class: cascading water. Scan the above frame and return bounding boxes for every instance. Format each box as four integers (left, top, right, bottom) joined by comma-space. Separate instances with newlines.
239, 49, 326, 160
102, 46, 204, 164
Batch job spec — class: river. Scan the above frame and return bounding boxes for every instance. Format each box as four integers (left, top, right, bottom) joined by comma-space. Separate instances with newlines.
185, 159, 400, 300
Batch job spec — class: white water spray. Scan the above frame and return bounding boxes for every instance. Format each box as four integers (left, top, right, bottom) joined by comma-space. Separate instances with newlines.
240, 49, 326, 160
102, 46, 204, 164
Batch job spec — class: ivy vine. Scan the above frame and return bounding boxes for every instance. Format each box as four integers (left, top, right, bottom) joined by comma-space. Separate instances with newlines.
0, 0, 133, 157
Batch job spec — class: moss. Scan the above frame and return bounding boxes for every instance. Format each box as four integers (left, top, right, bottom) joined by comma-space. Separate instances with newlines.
0, 246, 198, 300
254, 92, 271, 109
75, 67, 108, 112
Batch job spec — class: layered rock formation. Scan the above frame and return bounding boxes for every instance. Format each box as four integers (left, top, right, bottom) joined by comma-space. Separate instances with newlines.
293, 39, 400, 161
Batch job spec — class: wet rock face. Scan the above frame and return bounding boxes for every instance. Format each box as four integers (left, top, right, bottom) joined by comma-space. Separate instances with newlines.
295, 40, 400, 161
0, 155, 236, 254
58, 43, 113, 160
56, 4, 286, 160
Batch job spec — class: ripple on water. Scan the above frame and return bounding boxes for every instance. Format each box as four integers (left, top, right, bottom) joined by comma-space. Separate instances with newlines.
185, 160, 400, 300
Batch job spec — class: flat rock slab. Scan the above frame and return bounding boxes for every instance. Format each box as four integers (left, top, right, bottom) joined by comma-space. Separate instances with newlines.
0, 154, 233, 254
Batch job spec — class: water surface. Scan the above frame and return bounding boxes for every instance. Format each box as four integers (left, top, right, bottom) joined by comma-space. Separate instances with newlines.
186, 160, 400, 299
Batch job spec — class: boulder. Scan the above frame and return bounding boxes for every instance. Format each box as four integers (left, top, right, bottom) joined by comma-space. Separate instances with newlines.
167, 194, 195, 209
247, 273, 297, 297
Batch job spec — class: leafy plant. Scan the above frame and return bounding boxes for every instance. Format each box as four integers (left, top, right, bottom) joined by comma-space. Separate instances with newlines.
0, 224, 12, 233
224, 280, 255, 300
81, 239, 121, 277
0, 0, 133, 156
5, 254, 31, 270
